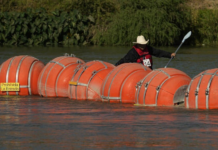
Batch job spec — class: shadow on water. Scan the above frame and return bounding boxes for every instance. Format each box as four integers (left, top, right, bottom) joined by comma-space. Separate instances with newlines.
0, 45, 218, 149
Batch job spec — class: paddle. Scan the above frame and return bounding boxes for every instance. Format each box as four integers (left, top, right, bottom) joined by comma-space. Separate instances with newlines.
164, 31, 192, 68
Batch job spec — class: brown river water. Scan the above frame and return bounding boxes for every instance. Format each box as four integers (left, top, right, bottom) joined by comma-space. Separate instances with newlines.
0, 45, 218, 149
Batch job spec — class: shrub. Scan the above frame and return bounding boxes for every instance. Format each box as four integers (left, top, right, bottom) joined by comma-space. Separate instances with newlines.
92, 0, 189, 46
0, 8, 95, 46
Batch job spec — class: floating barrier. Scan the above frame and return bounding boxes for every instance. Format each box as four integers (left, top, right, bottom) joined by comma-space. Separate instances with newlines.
68, 60, 115, 100
0, 55, 44, 95
135, 68, 191, 106
185, 68, 218, 109
38, 56, 84, 97
101, 63, 151, 103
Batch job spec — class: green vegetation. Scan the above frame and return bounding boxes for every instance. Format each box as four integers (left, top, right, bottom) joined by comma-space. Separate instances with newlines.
0, 0, 218, 46
190, 9, 218, 45
91, 0, 189, 46
0, 8, 94, 46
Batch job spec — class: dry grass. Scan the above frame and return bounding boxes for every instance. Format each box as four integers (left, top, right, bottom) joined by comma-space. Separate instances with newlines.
186, 0, 218, 9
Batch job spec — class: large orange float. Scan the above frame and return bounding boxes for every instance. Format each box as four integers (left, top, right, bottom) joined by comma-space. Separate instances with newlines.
0, 55, 44, 96
100, 63, 151, 103
68, 60, 115, 100
185, 68, 218, 109
135, 68, 191, 106
38, 55, 85, 97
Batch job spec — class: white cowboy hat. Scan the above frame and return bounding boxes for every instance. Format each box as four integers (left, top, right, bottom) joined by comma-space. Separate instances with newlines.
133, 35, 149, 45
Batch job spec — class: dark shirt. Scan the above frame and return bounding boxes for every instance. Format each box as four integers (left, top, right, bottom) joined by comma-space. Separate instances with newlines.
115, 45, 171, 66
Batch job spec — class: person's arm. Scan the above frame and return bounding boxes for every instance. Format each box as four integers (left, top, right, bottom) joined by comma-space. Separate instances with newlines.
115, 48, 139, 66
147, 45, 171, 58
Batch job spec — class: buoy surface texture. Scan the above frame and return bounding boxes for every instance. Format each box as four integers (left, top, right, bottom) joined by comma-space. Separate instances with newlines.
38, 56, 84, 97
135, 68, 191, 106
68, 60, 115, 100
101, 63, 151, 103
185, 68, 218, 109
0, 55, 44, 96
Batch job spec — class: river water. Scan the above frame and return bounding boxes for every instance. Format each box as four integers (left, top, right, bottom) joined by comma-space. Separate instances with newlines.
0, 45, 218, 149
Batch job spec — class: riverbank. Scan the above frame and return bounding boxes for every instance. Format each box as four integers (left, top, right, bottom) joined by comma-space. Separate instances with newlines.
0, 0, 218, 46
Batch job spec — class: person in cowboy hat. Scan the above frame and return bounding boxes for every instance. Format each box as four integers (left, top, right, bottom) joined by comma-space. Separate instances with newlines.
115, 35, 176, 69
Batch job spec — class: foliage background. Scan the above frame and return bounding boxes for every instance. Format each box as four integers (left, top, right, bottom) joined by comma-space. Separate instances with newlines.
0, 0, 218, 46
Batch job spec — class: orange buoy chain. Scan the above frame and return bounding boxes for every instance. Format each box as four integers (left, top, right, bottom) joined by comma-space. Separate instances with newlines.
135, 68, 191, 107
101, 63, 151, 103
0, 55, 44, 96
68, 60, 115, 101
185, 69, 218, 109
38, 56, 85, 97
2, 55, 218, 110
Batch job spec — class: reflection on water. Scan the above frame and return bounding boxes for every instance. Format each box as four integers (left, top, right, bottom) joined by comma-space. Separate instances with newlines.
1, 96, 218, 149
0, 45, 218, 149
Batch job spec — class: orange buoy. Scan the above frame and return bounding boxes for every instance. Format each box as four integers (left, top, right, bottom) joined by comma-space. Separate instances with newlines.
68, 60, 115, 100
135, 68, 191, 106
38, 56, 85, 97
0, 55, 44, 96
185, 68, 218, 109
101, 63, 151, 103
